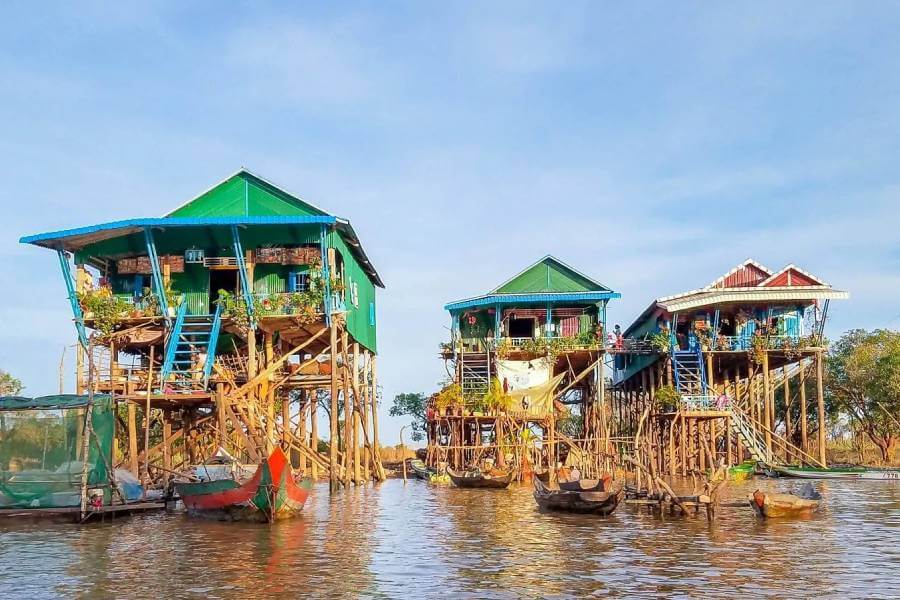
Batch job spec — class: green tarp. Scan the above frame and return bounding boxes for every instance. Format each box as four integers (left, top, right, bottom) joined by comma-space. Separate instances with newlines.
0, 395, 114, 508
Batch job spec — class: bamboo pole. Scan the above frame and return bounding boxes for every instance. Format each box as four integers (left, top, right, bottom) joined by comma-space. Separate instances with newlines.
311, 388, 319, 480
143, 345, 154, 484
362, 351, 371, 479
341, 331, 353, 485
127, 402, 139, 475
352, 342, 361, 484
799, 358, 809, 453
216, 382, 227, 447
329, 323, 340, 492
371, 355, 382, 477
265, 333, 275, 453
816, 351, 827, 466
783, 368, 792, 462
762, 352, 772, 457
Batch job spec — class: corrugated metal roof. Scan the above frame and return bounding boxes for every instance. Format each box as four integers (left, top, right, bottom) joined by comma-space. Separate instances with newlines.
20, 215, 385, 288
658, 288, 849, 312
445, 291, 621, 312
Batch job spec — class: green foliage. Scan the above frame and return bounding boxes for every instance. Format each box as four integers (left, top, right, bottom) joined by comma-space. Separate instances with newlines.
827, 329, 900, 462
482, 378, 511, 413
557, 410, 584, 437
649, 331, 671, 354
434, 383, 462, 413
655, 385, 681, 412
390, 392, 427, 441
0, 370, 23, 396
77, 287, 131, 336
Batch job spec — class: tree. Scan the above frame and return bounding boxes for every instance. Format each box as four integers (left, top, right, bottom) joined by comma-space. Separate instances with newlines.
826, 329, 900, 463
390, 392, 427, 442
0, 370, 23, 396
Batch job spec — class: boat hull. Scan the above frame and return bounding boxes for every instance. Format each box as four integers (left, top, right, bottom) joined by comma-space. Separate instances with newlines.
533, 478, 622, 515
749, 489, 821, 518
775, 466, 900, 481
409, 460, 435, 481
176, 448, 309, 522
447, 468, 514, 489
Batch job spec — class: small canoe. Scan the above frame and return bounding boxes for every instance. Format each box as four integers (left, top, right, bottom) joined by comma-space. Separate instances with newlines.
409, 459, 435, 481
533, 477, 623, 515
558, 474, 612, 493
175, 447, 310, 522
774, 465, 900, 481
447, 467, 514, 489
749, 484, 821, 518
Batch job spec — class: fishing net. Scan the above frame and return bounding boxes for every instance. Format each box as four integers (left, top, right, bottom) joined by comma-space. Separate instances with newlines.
0, 395, 114, 508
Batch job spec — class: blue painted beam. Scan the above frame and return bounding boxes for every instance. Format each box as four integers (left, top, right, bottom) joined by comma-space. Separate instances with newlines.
230, 225, 255, 327
56, 250, 88, 348
142, 227, 170, 321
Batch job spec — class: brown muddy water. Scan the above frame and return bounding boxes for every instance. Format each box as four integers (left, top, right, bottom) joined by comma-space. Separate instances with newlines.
0, 478, 897, 599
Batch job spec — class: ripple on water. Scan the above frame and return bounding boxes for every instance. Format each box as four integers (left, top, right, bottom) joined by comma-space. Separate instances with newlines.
0, 478, 898, 598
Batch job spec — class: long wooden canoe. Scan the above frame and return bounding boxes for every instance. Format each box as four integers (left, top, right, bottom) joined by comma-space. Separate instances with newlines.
533, 477, 623, 515
558, 474, 611, 493
409, 459, 435, 481
447, 467, 514, 489
774, 465, 900, 481
749, 484, 821, 518
175, 447, 310, 522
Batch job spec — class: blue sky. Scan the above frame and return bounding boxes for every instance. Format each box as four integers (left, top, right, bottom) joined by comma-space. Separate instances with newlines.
2, 2, 899, 446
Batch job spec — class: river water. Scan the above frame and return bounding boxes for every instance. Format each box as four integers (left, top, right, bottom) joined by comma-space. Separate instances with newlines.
1, 478, 897, 599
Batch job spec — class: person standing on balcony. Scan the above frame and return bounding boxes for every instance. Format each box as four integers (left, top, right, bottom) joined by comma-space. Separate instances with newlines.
614, 324, 624, 350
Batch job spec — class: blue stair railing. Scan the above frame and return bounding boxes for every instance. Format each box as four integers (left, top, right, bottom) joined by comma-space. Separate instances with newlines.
159, 301, 188, 388
159, 301, 221, 393
202, 303, 223, 389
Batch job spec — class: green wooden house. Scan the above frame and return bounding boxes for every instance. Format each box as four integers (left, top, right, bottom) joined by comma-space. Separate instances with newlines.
21, 169, 383, 392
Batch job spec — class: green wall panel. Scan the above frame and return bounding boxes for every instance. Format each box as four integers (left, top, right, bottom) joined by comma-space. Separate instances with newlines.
329, 229, 377, 353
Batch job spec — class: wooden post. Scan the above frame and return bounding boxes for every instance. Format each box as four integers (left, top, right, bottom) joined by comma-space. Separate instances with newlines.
282, 389, 291, 459
264, 333, 275, 452
216, 383, 227, 447
799, 358, 809, 453
143, 345, 154, 483
362, 351, 371, 480
706, 352, 714, 391
371, 355, 383, 477
783, 367, 792, 461
342, 331, 353, 485
816, 351, 827, 466
329, 324, 340, 491
762, 352, 772, 457
127, 402, 139, 476
162, 413, 172, 472
352, 342, 361, 484
311, 388, 319, 480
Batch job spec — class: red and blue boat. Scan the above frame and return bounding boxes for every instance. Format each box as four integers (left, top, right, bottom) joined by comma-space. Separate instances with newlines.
175, 447, 311, 522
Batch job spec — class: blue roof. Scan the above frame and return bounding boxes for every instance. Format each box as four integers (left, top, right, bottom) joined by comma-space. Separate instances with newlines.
444, 291, 621, 312
20, 215, 385, 288
20, 216, 337, 247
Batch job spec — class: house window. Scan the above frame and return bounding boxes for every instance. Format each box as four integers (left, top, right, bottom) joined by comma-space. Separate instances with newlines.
287, 271, 309, 292
369, 302, 376, 326
352, 281, 359, 307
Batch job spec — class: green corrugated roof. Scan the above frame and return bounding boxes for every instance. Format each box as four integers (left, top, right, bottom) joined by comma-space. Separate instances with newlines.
167, 169, 328, 218
491, 255, 611, 294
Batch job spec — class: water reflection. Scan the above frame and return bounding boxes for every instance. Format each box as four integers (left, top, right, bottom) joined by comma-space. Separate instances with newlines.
0, 478, 897, 598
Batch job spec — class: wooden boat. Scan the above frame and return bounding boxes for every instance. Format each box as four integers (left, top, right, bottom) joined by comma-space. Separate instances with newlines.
446, 467, 514, 489
558, 474, 612, 493
749, 484, 822, 518
175, 447, 310, 522
409, 459, 435, 481
533, 477, 623, 515
774, 465, 900, 481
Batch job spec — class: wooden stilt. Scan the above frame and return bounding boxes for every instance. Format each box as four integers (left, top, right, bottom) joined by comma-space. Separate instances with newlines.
342, 330, 353, 486
815, 351, 827, 466
762, 352, 772, 457
127, 402, 139, 475
311, 388, 319, 480
329, 324, 340, 492
799, 358, 809, 453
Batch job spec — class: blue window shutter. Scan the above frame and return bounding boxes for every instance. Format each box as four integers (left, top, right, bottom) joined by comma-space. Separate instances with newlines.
369, 302, 375, 326
133, 275, 143, 300
287, 271, 297, 292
